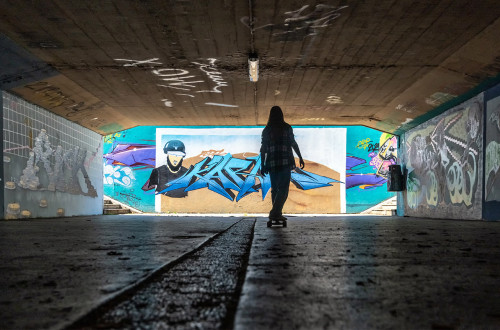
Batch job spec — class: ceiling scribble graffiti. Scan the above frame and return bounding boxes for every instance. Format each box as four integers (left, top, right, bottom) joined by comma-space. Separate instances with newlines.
115, 57, 229, 108
2, 1, 500, 134
241, 4, 348, 41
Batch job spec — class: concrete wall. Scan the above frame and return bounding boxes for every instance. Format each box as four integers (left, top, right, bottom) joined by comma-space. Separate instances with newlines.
401, 93, 485, 220
103, 126, 396, 214
2, 92, 103, 219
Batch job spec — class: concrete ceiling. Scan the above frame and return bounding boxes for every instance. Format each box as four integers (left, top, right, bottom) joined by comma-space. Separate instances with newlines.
1, 0, 500, 135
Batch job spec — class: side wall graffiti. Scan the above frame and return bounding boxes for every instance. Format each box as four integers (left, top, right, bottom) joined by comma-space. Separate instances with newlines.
104, 126, 397, 214
484, 82, 500, 220
2, 91, 103, 219
0, 94, 3, 217
485, 85, 500, 202
402, 94, 484, 220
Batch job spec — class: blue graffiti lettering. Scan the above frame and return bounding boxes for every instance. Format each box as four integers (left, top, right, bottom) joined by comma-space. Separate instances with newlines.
159, 153, 340, 201
236, 155, 271, 201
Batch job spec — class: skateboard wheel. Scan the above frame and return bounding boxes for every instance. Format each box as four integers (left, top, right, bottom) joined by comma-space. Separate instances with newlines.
267, 221, 272, 227
283, 221, 287, 227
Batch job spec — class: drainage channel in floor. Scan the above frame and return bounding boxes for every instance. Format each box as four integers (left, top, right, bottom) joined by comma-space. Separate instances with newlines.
68, 218, 256, 330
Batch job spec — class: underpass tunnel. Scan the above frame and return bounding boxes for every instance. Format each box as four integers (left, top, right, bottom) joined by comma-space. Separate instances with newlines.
1, 1, 500, 329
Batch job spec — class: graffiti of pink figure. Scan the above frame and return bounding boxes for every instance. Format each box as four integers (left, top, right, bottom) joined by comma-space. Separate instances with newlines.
370, 135, 398, 178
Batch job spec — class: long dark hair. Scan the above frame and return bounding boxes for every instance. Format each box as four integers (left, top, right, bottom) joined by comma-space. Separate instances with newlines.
265, 106, 287, 139
267, 106, 286, 126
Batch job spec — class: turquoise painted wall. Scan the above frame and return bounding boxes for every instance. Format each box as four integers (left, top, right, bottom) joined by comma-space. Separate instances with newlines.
103, 126, 396, 213
103, 126, 156, 212
345, 127, 397, 213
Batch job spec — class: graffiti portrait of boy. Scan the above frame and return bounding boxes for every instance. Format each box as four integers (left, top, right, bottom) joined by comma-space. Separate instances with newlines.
142, 139, 188, 198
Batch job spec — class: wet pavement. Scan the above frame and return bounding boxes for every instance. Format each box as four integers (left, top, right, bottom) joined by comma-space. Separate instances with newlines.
1, 215, 500, 329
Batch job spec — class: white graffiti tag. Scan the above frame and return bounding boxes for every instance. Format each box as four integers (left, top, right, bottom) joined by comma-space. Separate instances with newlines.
326, 95, 343, 104
192, 58, 228, 93
115, 58, 162, 67
240, 4, 347, 40
154, 68, 204, 91
162, 99, 173, 107
283, 4, 348, 28
116, 57, 229, 105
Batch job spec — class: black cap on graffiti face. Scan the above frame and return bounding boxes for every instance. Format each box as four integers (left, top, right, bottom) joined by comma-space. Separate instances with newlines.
163, 140, 186, 156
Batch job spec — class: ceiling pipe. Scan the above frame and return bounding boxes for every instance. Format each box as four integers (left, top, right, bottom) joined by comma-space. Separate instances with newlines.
248, 0, 258, 124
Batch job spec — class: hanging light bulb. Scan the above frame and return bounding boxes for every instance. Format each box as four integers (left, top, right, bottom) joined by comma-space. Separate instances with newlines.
248, 54, 259, 82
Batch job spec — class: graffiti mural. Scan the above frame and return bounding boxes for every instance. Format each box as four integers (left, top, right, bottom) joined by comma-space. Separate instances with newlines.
154, 153, 339, 202
102, 126, 157, 212
3, 92, 103, 219
103, 126, 397, 214
103, 127, 347, 213
142, 139, 189, 198
346, 129, 398, 212
403, 94, 483, 219
16, 129, 98, 196
152, 128, 345, 214
369, 134, 398, 178
103, 165, 135, 187
103, 143, 155, 169
485, 92, 500, 202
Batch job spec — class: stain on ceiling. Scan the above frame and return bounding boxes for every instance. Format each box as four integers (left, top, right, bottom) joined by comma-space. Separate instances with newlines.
1, 0, 500, 135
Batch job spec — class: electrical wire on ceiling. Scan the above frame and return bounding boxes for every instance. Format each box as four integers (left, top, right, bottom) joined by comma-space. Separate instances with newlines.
248, 0, 258, 124
248, 0, 255, 54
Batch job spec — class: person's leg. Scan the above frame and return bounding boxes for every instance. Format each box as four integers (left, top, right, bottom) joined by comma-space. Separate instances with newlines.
269, 171, 279, 217
270, 169, 291, 217
270, 172, 278, 208
276, 169, 291, 215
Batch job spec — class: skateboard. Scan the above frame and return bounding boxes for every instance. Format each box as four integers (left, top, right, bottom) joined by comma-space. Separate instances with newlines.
267, 218, 287, 227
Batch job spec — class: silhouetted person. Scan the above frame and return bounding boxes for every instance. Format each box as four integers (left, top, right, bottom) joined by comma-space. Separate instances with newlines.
260, 106, 305, 221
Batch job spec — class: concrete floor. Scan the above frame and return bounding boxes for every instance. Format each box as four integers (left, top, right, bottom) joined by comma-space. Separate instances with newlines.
1, 215, 500, 329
